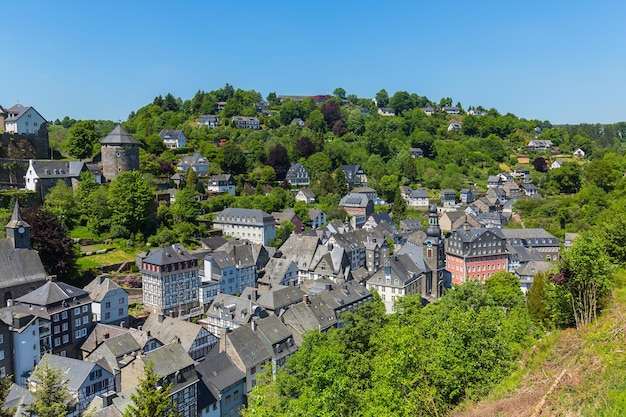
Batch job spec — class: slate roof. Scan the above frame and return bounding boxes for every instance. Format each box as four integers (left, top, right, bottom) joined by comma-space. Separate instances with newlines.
241, 286, 305, 312
281, 297, 337, 344
141, 342, 196, 382
214, 208, 275, 226
516, 260, 553, 277
29, 160, 88, 178
339, 192, 370, 207
225, 324, 271, 368
84, 276, 125, 303
258, 258, 297, 287
178, 152, 208, 168
17, 280, 88, 306
81, 324, 158, 356
500, 228, 558, 245
367, 254, 424, 287
159, 129, 184, 139
36, 354, 108, 393
100, 125, 139, 145
195, 352, 244, 406
142, 314, 210, 354
201, 236, 229, 251
142, 244, 195, 266
0, 239, 46, 290
5, 104, 46, 122
297, 187, 316, 198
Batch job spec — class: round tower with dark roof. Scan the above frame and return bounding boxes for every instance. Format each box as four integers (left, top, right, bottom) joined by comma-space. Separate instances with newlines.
100, 125, 140, 182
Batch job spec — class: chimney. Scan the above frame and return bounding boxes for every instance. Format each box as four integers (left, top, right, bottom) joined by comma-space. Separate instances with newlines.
303, 294, 310, 305
6, 299, 13, 307
251, 319, 257, 332
158, 313, 165, 323
463, 222, 470, 232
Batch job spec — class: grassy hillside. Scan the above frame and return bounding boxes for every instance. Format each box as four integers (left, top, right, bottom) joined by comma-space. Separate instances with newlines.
452, 269, 626, 416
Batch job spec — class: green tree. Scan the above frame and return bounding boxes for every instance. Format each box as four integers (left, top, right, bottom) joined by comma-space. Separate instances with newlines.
221, 141, 247, 175
391, 187, 406, 225
527, 272, 551, 326
65, 120, 99, 159
24, 359, 73, 417
333, 87, 347, 99
0, 375, 15, 417
43, 180, 77, 228
375, 89, 389, 107
556, 231, 613, 328
123, 360, 179, 417
108, 171, 153, 237
271, 221, 295, 248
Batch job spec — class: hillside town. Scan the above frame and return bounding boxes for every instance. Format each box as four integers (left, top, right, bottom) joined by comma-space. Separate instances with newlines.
0, 97, 598, 416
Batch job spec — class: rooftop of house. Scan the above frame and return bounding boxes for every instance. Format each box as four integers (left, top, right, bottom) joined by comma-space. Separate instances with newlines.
83, 276, 125, 303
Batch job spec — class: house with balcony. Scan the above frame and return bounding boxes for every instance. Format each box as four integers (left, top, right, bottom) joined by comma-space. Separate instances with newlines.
159, 129, 187, 149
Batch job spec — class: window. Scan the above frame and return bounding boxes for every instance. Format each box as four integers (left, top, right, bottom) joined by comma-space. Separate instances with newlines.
75, 319, 81, 327
250, 366, 256, 375
0, 335, 2, 345
90, 369, 102, 380
0, 368, 4, 378
119, 297, 124, 304
62, 311, 68, 319
62, 323, 68, 331
118, 308, 124, 316
53, 314, 60, 322
83, 316, 89, 325
225, 395, 231, 405
105, 302, 111, 308
234, 390, 239, 400
74, 307, 80, 316
0, 350, 4, 360
75, 330, 82, 339
104, 312, 111, 320
54, 325, 60, 334
62, 335, 69, 344
82, 305, 89, 313
54, 337, 61, 347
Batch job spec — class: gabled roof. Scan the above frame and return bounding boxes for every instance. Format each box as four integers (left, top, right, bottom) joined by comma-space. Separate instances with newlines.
159, 129, 184, 139
5, 104, 47, 123
142, 244, 195, 266
225, 325, 271, 368
297, 187, 316, 198
178, 152, 208, 167
367, 254, 424, 287
84, 276, 125, 303
241, 286, 305, 311
141, 342, 196, 379
100, 125, 139, 145
17, 280, 88, 306
195, 352, 244, 394
214, 208, 275, 226
36, 354, 109, 392
142, 314, 210, 354
29, 160, 89, 178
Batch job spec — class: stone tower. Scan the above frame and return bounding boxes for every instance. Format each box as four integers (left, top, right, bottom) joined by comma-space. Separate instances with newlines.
100, 125, 140, 182
5, 200, 31, 249
422, 204, 446, 298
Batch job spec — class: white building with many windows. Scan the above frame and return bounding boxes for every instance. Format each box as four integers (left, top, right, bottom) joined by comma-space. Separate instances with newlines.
212, 208, 276, 246
141, 244, 201, 319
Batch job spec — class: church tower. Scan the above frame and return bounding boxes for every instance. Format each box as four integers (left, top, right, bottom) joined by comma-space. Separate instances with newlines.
422, 204, 445, 298
5, 200, 31, 249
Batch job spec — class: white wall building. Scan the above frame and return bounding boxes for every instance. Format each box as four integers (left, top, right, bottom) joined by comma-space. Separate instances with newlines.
4, 105, 46, 134
213, 208, 276, 246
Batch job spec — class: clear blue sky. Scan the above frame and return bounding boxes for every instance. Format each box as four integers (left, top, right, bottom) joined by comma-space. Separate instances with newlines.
3, 1, 625, 125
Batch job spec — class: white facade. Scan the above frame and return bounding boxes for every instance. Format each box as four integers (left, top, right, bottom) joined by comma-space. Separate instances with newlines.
5, 106, 46, 134
23, 160, 38, 192
12, 318, 41, 386
93, 287, 128, 325
213, 208, 276, 246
